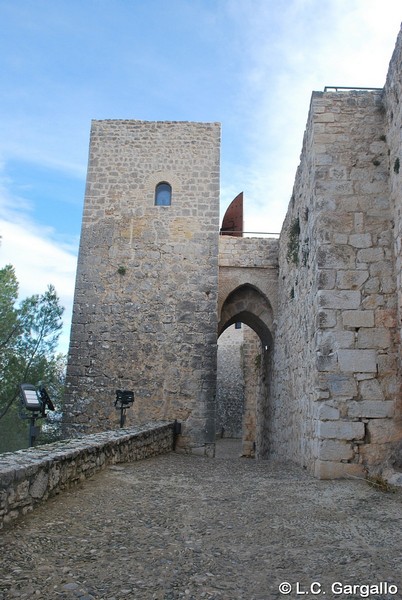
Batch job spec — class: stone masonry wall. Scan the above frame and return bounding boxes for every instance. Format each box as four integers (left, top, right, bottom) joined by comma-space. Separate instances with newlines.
65, 121, 220, 451
384, 26, 402, 470
242, 325, 262, 457
270, 102, 318, 471
0, 422, 174, 529
216, 324, 244, 438
218, 236, 279, 317
272, 87, 401, 478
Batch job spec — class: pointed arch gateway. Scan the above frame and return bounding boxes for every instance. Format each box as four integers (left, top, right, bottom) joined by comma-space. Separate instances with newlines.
219, 284, 274, 347
217, 284, 275, 459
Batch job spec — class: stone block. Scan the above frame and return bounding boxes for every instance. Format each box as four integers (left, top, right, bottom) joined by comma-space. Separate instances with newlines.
315, 112, 335, 123
342, 310, 374, 328
333, 233, 348, 244
29, 471, 49, 500
317, 290, 361, 310
359, 378, 384, 400
314, 460, 365, 480
317, 269, 336, 289
337, 270, 369, 290
367, 419, 402, 444
318, 440, 354, 461
338, 349, 377, 373
348, 401, 394, 419
314, 404, 340, 420
316, 310, 337, 328
316, 245, 356, 270
316, 420, 365, 440
327, 374, 357, 397
377, 353, 397, 374
316, 330, 355, 352
349, 233, 372, 248
357, 247, 384, 263
361, 294, 384, 309
358, 443, 390, 467
316, 353, 338, 372
357, 328, 391, 349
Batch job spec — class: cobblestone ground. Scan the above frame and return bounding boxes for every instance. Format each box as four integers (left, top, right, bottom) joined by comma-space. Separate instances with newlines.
1, 440, 402, 600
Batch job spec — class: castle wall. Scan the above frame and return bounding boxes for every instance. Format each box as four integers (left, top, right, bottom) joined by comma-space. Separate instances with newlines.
384, 27, 402, 471
64, 120, 220, 449
63, 26, 402, 477
272, 87, 401, 477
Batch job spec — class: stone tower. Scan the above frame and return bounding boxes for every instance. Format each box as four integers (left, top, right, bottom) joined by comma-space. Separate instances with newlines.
64, 120, 221, 451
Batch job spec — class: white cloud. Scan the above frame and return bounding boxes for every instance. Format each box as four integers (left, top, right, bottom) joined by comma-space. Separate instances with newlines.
222, 0, 402, 235
0, 210, 77, 354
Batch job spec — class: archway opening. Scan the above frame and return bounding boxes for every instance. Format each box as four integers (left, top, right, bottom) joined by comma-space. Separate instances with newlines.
217, 285, 274, 459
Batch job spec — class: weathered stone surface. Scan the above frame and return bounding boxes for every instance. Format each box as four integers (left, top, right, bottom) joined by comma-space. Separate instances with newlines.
314, 404, 340, 420
338, 349, 377, 373
314, 460, 365, 479
342, 310, 374, 328
337, 269, 369, 290
348, 401, 394, 419
29, 471, 49, 500
317, 439, 354, 461
317, 290, 361, 310
327, 374, 358, 397
316, 310, 337, 328
316, 420, 365, 441
357, 328, 391, 349
349, 233, 372, 248
359, 378, 385, 400
367, 419, 402, 444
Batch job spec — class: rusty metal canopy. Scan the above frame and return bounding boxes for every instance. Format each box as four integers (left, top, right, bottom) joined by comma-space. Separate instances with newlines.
220, 192, 243, 237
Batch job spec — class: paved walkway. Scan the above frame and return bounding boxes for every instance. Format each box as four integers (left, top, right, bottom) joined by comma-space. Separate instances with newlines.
1, 441, 402, 600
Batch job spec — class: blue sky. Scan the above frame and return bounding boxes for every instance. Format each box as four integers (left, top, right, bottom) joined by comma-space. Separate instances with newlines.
1, 0, 402, 352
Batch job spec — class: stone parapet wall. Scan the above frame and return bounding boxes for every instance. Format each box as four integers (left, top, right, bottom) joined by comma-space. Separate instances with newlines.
0, 422, 174, 529
218, 236, 279, 268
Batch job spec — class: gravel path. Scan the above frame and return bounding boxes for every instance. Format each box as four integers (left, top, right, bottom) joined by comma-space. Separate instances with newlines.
1, 440, 401, 600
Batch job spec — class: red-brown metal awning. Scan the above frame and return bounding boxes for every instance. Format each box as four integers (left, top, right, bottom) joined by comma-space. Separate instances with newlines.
220, 192, 243, 237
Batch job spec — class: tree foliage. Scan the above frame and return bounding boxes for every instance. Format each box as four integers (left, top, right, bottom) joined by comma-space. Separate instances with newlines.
0, 265, 65, 451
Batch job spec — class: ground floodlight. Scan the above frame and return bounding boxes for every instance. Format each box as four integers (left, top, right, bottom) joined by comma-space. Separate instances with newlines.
115, 389, 134, 427
20, 384, 42, 411
19, 383, 55, 447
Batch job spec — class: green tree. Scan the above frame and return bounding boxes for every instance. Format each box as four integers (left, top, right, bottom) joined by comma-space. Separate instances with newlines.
0, 265, 65, 452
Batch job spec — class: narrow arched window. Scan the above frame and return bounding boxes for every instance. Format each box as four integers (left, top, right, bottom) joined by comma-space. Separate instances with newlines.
155, 182, 172, 206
